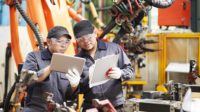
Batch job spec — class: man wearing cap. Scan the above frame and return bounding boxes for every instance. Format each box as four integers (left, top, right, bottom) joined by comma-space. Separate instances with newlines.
73, 20, 134, 111
22, 26, 80, 112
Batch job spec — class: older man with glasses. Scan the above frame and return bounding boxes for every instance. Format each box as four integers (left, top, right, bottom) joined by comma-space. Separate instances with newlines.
22, 26, 80, 112
73, 20, 134, 112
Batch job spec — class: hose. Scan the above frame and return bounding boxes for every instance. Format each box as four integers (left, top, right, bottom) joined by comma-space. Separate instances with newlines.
13, 0, 44, 50
98, 19, 116, 39
98, 0, 175, 40
3, 72, 21, 112
3, 43, 11, 105
0, 102, 3, 108
144, 0, 175, 8
3, 82, 16, 112
3, 46, 22, 112
113, 10, 145, 43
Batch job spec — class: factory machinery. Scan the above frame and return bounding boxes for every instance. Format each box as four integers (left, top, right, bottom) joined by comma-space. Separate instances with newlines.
2, 0, 200, 112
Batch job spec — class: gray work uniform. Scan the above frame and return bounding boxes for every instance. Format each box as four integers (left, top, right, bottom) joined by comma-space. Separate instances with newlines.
76, 40, 134, 110
22, 48, 75, 112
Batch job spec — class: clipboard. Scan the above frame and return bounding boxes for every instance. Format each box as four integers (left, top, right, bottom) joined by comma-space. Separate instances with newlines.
89, 54, 119, 88
50, 53, 86, 74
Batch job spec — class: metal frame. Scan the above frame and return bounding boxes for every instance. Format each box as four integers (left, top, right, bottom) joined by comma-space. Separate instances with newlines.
147, 33, 200, 92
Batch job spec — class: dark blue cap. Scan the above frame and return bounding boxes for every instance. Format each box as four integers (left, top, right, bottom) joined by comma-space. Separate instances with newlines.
47, 26, 71, 39
73, 20, 94, 38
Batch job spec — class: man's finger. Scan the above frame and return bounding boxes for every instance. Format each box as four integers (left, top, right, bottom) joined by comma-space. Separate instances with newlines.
105, 68, 112, 76
65, 73, 74, 80
107, 70, 118, 74
111, 67, 120, 71
68, 70, 75, 77
107, 73, 115, 77
72, 69, 79, 76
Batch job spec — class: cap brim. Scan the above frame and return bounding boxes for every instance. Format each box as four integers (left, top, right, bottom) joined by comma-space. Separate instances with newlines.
64, 34, 72, 39
54, 32, 72, 39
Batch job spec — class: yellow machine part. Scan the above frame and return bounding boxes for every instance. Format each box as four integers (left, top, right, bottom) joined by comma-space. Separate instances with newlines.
147, 33, 200, 92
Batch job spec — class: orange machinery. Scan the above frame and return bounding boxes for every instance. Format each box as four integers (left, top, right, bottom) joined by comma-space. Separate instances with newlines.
4, 1, 103, 111
5, 0, 103, 69
158, 0, 190, 27
4, 0, 91, 68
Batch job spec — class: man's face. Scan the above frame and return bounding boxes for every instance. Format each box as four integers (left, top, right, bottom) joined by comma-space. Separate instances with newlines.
47, 36, 71, 53
76, 32, 97, 50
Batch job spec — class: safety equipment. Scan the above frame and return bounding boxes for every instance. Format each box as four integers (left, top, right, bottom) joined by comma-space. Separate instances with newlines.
106, 67, 122, 79
65, 69, 81, 87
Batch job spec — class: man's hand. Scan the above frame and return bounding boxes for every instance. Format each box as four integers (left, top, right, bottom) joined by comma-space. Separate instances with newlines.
65, 69, 80, 87
106, 67, 122, 79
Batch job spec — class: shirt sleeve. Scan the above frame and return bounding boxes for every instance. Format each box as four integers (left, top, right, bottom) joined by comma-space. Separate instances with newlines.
22, 52, 43, 77
117, 46, 135, 80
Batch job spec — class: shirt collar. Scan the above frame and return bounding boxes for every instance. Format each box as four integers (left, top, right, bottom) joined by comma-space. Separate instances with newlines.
41, 48, 52, 60
97, 39, 107, 50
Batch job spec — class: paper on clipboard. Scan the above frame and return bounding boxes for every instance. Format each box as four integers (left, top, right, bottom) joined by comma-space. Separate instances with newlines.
89, 54, 119, 88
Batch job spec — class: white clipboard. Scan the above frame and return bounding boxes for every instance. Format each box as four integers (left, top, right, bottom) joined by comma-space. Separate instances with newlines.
89, 54, 119, 88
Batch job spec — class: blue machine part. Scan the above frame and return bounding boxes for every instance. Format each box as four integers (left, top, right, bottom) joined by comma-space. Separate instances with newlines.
0, 0, 26, 26
0, 0, 9, 25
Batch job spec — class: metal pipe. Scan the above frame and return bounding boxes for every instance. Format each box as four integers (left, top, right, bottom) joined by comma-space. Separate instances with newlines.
3, 43, 11, 107
98, 19, 116, 39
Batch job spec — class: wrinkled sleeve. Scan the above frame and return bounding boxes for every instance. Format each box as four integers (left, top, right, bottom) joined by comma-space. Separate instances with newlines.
22, 52, 43, 77
117, 46, 135, 80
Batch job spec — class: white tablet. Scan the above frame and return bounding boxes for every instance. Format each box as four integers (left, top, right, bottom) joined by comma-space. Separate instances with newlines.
50, 53, 86, 75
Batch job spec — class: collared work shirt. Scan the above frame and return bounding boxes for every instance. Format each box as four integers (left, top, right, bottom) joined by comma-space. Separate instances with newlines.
76, 40, 134, 109
22, 48, 74, 112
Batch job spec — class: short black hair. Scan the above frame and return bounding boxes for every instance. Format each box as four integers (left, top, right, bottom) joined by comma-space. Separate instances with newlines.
47, 26, 71, 39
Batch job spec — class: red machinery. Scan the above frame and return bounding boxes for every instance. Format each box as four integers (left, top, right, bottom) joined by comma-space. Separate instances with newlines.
158, 0, 190, 27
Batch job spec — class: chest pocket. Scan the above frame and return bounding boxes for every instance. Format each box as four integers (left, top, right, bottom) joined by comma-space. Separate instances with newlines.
58, 73, 70, 98
33, 52, 50, 70
59, 74, 70, 87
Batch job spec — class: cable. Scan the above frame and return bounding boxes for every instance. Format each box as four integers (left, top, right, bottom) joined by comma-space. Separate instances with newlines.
3, 82, 16, 112
127, 0, 133, 14
3, 43, 11, 106
3, 72, 21, 112
13, 0, 44, 50
99, 19, 116, 39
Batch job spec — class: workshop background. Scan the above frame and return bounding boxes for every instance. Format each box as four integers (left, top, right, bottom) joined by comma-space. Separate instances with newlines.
0, 0, 200, 112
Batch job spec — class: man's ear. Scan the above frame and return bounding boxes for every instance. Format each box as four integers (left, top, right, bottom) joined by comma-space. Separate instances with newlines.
73, 41, 79, 54
94, 29, 97, 34
46, 39, 51, 46
93, 31, 97, 38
